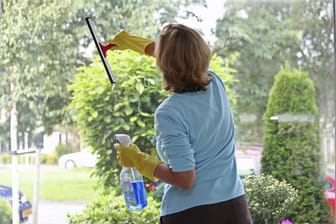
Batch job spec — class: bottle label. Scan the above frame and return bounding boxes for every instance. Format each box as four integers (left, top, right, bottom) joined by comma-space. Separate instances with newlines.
122, 180, 137, 205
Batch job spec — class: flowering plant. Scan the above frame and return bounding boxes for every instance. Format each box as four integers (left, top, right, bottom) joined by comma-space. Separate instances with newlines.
146, 183, 157, 191
243, 175, 298, 224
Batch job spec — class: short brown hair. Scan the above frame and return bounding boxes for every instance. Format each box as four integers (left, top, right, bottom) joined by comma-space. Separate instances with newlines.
155, 24, 211, 93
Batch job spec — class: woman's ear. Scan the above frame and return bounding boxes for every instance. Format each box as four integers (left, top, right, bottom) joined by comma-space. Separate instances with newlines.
145, 42, 156, 57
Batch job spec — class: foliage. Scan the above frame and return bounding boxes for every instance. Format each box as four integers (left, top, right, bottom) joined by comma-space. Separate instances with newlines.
0, 199, 12, 224
0, 0, 207, 151
45, 152, 58, 165
214, 0, 334, 145
0, 0, 78, 150
0, 154, 11, 164
40, 154, 49, 165
291, 0, 334, 134
214, 0, 302, 143
0, 153, 57, 165
68, 191, 160, 224
243, 175, 298, 224
73, 0, 207, 66
69, 50, 237, 188
210, 53, 239, 110
0, 151, 58, 165
261, 66, 331, 223
55, 143, 79, 159
69, 51, 164, 187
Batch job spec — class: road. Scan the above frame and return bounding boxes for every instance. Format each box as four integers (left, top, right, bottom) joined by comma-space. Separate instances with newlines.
26, 200, 87, 224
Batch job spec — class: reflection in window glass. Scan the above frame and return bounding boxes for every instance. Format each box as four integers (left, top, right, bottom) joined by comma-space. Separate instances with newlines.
0, 0, 335, 223
213, 0, 335, 223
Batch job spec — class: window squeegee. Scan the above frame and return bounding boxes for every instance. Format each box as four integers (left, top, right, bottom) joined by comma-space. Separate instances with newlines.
85, 17, 116, 84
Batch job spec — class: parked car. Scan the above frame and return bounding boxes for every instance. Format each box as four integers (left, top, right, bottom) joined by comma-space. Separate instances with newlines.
236, 157, 260, 179
324, 168, 335, 217
58, 151, 97, 168
0, 184, 32, 223
235, 145, 262, 179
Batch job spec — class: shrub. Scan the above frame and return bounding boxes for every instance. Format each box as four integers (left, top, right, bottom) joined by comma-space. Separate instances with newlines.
261, 65, 331, 223
0, 154, 11, 164
39, 152, 58, 165
0, 199, 11, 224
40, 154, 49, 164
69, 51, 237, 188
243, 174, 298, 224
55, 143, 79, 159
45, 151, 58, 164
68, 190, 160, 224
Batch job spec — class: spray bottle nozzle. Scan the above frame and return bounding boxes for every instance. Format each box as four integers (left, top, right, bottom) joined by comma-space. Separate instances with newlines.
114, 134, 131, 146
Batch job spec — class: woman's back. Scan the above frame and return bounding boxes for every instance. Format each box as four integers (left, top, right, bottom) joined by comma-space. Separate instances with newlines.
155, 71, 244, 216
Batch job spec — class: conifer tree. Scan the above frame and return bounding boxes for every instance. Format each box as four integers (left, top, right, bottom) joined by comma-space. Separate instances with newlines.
261, 66, 331, 223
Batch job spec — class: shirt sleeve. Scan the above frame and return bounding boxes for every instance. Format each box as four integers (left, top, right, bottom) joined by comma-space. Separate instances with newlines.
155, 110, 195, 172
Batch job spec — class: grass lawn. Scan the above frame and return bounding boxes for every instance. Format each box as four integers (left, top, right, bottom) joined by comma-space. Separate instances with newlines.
0, 166, 98, 201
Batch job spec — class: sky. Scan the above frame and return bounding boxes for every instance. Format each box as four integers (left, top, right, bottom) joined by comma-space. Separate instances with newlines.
177, 0, 226, 43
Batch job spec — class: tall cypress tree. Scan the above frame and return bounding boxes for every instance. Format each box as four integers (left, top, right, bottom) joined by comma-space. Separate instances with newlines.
261, 65, 331, 223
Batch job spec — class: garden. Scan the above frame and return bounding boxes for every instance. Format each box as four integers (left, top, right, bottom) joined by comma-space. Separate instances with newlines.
1, 0, 335, 223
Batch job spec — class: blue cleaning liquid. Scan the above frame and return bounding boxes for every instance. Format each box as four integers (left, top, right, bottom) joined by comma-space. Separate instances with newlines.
132, 181, 147, 209
123, 180, 147, 210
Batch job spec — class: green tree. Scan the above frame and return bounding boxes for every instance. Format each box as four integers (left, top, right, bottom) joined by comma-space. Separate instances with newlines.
290, 0, 334, 164
0, 0, 78, 149
69, 51, 237, 188
0, 0, 210, 150
214, 0, 301, 143
261, 66, 331, 223
214, 0, 334, 148
74, 0, 207, 66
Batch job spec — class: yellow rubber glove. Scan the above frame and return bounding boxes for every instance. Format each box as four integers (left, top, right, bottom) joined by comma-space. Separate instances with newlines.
114, 143, 161, 182
107, 30, 154, 55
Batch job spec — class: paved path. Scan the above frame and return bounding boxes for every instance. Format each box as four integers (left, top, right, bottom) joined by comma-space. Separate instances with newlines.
26, 200, 87, 224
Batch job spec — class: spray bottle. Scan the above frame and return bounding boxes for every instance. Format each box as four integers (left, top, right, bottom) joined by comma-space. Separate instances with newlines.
114, 134, 147, 210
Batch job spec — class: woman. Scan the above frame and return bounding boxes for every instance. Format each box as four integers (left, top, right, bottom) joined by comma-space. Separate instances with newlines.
111, 24, 252, 224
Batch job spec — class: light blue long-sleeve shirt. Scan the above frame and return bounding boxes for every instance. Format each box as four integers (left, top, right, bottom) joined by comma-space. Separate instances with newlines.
155, 71, 245, 216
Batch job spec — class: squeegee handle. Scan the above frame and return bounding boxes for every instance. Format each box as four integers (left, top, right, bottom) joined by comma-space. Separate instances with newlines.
85, 17, 116, 84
